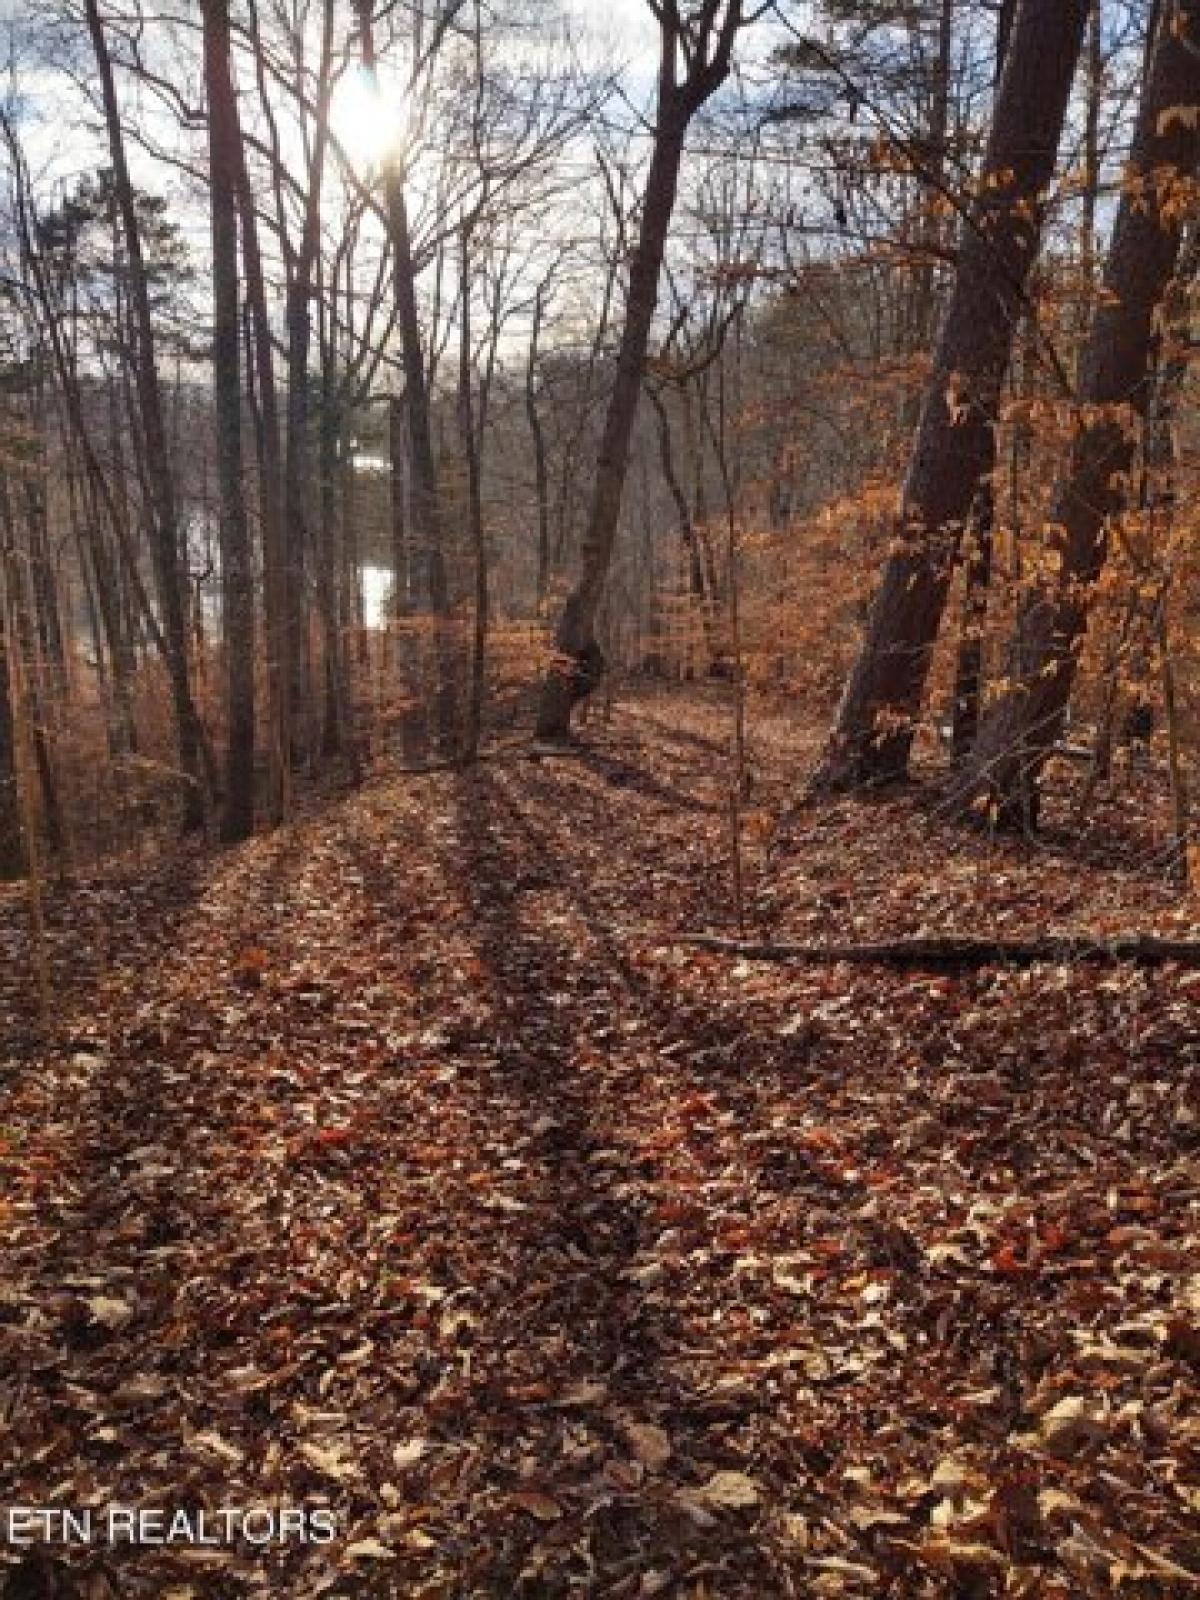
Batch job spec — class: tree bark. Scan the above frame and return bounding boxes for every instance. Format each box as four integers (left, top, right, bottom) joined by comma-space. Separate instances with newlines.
202, 0, 256, 843
815, 0, 1089, 790
952, 0, 1200, 826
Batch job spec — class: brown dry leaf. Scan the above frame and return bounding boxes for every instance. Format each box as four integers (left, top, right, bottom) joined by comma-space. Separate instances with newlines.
689, 1470, 762, 1510
1038, 1488, 1085, 1521
300, 1441, 358, 1481
624, 1421, 672, 1470
6, 694, 1200, 1598
1030, 1395, 1108, 1455
805, 1555, 879, 1582
847, 1505, 911, 1532
344, 1539, 396, 1561
920, 1537, 1008, 1577
187, 1429, 244, 1466
510, 1491, 562, 1522
84, 1295, 134, 1329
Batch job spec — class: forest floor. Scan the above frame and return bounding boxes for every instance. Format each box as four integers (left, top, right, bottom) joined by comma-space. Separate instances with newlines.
1, 687, 1198, 1599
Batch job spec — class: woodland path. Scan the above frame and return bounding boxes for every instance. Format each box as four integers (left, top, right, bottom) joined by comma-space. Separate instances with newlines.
1, 691, 1198, 1598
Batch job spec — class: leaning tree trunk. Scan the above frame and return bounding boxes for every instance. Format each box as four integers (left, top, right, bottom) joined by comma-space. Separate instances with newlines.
952, 0, 1200, 828
202, 0, 256, 843
815, 0, 1089, 790
83, 0, 207, 831
535, 0, 747, 741
535, 106, 689, 739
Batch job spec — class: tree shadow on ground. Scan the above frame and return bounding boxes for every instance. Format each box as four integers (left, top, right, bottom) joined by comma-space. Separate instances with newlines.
430, 762, 808, 1594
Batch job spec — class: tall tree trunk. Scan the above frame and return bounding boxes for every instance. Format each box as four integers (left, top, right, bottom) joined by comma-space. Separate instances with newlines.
815, 0, 1090, 790
904, 0, 955, 374
202, 0, 256, 842
388, 393, 411, 618
536, 0, 747, 741
953, 0, 1200, 826
949, 0, 1013, 758
83, 0, 207, 830
387, 179, 450, 606
232, 128, 289, 825
19, 395, 67, 704
281, 0, 335, 763
534, 104, 684, 736
0, 473, 63, 857
340, 424, 366, 672
526, 282, 552, 611
316, 336, 344, 760
1078, 0, 1104, 362
358, 2, 454, 748
0, 571, 22, 880
66, 420, 137, 757
534, 103, 689, 740
458, 226, 488, 761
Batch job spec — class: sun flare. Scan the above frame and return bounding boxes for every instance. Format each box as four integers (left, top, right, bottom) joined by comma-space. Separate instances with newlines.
330, 67, 408, 170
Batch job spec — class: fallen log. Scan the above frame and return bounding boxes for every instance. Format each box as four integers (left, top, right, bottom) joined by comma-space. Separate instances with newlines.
673, 932, 1200, 969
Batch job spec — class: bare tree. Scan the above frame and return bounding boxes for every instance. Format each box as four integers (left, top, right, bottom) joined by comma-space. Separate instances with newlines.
357, 0, 456, 747
83, 0, 209, 829
230, 40, 290, 825
535, 0, 754, 741
202, 0, 255, 841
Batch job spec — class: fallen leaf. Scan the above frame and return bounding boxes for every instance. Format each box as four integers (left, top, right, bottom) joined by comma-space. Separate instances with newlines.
1031, 1395, 1107, 1455
624, 1421, 671, 1470
85, 1295, 134, 1329
344, 1539, 395, 1561
689, 1470, 761, 1510
300, 1441, 358, 1481
510, 1491, 562, 1522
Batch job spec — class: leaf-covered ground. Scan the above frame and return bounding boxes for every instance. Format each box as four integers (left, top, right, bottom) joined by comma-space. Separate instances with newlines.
1, 689, 1198, 1598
